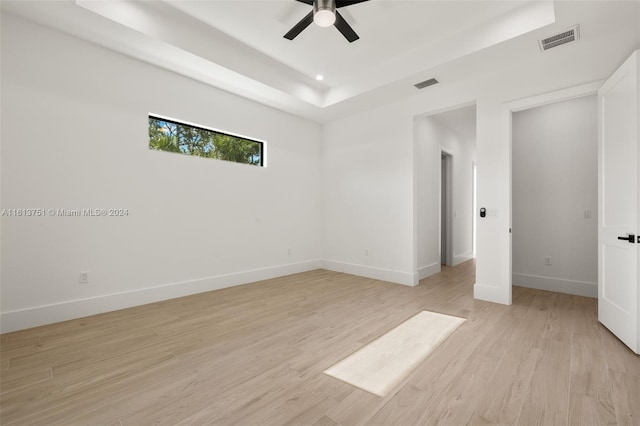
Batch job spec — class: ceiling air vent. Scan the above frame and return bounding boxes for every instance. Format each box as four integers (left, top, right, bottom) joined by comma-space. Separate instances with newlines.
539, 25, 580, 51
414, 78, 439, 90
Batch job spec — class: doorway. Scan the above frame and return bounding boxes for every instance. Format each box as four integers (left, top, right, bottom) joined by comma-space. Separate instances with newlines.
511, 95, 598, 298
414, 103, 477, 281
441, 152, 453, 266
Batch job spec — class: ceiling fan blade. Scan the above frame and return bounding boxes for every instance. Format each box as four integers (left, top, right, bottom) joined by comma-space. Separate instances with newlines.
336, 0, 370, 8
295, 0, 314, 4
334, 10, 359, 42
284, 11, 314, 40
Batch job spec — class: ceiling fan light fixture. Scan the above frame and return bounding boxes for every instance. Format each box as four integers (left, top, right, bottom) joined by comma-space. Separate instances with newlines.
314, 10, 335, 27
284, 0, 367, 42
313, 0, 336, 27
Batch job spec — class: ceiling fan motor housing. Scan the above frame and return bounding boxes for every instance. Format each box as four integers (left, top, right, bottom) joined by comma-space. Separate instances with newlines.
314, 0, 337, 27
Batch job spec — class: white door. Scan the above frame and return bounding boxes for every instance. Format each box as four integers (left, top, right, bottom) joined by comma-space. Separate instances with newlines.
598, 51, 640, 354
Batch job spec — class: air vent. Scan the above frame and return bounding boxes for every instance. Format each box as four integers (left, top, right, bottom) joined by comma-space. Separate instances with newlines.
414, 78, 439, 90
539, 25, 580, 51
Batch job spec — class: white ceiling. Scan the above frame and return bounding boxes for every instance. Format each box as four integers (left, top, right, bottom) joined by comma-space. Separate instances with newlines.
2, 1, 639, 123
168, 0, 526, 86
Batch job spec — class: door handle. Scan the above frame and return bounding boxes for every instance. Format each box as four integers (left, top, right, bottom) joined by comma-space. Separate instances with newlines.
617, 234, 636, 243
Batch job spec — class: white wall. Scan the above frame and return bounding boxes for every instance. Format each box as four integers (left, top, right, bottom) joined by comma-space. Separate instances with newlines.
322, 103, 417, 285
322, 1, 639, 303
415, 112, 476, 280
512, 95, 598, 297
0, 14, 323, 332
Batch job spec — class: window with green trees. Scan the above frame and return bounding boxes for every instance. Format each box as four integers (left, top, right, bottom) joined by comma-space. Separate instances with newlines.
148, 115, 263, 167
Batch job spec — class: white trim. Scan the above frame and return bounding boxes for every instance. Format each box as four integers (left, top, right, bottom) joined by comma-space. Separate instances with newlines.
512, 273, 597, 298
418, 262, 441, 280
0, 260, 323, 333
505, 81, 604, 112
474, 282, 511, 305
416, 100, 477, 120
322, 260, 418, 287
453, 252, 474, 266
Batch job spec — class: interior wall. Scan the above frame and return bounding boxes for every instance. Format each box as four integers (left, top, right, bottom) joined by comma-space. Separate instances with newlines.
0, 14, 323, 332
512, 95, 598, 297
322, 103, 416, 285
323, 8, 638, 301
415, 112, 476, 280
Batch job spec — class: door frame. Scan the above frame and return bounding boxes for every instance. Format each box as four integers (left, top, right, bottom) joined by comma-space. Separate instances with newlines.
412, 101, 476, 281
472, 161, 477, 258
441, 150, 454, 266
506, 81, 604, 299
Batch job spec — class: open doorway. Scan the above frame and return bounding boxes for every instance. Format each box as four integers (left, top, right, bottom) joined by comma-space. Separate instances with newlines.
414, 103, 477, 281
511, 95, 598, 298
441, 151, 453, 266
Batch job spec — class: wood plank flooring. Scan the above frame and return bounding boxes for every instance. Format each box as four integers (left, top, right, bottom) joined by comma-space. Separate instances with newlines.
1, 261, 638, 425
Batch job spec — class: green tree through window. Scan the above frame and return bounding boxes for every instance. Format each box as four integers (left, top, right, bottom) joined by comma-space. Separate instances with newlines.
149, 116, 263, 166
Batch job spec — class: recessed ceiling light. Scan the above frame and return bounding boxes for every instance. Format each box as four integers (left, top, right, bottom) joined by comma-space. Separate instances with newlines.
316, 75, 324, 81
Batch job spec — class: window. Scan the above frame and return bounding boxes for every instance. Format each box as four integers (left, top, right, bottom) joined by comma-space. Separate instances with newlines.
148, 115, 264, 167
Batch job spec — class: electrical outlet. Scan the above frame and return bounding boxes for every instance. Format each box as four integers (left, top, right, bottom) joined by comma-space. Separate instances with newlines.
79, 271, 89, 284
545, 256, 552, 266
287, 248, 291, 255
365, 249, 369, 257
584, 209, 592, 219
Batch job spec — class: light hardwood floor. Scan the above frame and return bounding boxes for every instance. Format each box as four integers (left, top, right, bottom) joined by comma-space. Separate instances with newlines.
1, 261, 639, 425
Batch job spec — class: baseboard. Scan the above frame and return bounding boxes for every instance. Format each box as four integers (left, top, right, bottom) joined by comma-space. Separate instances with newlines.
322, 259, 418, 287
474, 282, 511, 305
512, 273, 597, 298
0, 260, 323, 333
453, 252, 474, 266
418, 263, 441, 280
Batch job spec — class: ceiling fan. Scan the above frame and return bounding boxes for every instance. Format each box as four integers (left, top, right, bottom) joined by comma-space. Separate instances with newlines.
284, 0, 370, 43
